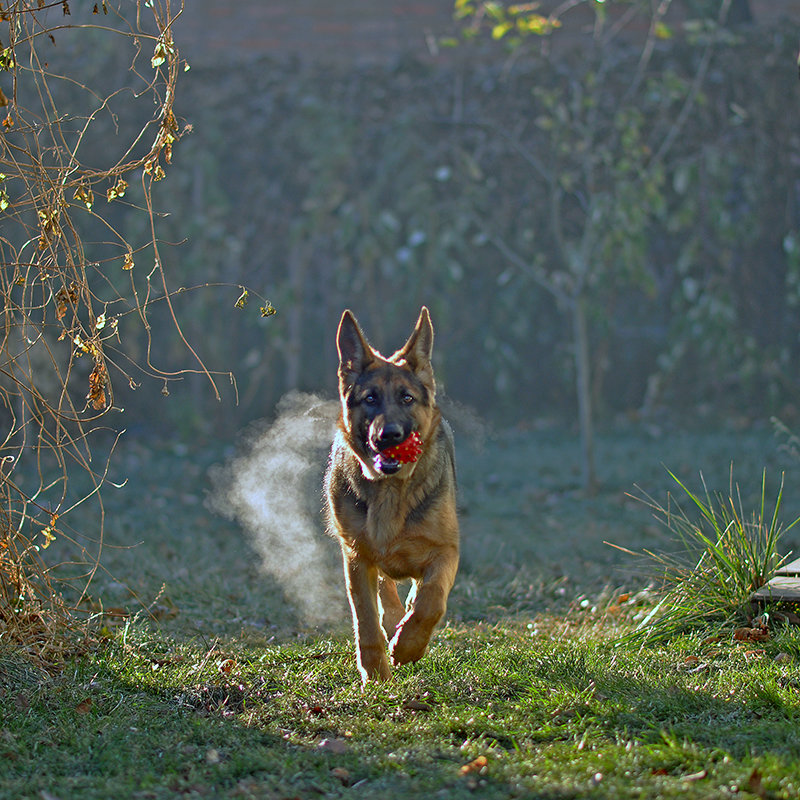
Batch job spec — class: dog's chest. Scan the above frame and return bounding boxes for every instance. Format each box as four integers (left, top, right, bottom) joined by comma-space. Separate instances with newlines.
344, 482, 423, 565
364, 488, 406, 551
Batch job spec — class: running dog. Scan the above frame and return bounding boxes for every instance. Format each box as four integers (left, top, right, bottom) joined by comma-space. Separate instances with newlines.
324, 307, 459, 682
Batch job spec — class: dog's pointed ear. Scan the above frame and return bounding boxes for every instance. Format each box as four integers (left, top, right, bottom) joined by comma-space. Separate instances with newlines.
337, 310, 374, 384
395, 306, 435, 384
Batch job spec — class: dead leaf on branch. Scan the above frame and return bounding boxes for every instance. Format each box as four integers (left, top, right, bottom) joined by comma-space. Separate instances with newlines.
38, 206, 61, 248
73, 334, 102, 360
234, 288, 248, 309
151, 33, 174, 69
106, 178, 127, 202
143, 160, 166, 181
55, 283, 79, 320
73, 185, 93, 210
87, 362, 108, 410
40, 514, 59, 549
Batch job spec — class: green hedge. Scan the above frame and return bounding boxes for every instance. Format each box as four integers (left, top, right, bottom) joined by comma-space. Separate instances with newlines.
44, 23, 800, 434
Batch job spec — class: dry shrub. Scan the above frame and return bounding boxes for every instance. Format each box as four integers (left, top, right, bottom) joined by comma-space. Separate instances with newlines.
0, 0, 216, 665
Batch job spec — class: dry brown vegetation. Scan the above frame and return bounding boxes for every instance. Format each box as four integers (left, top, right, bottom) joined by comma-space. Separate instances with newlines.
0, 0, 212, 665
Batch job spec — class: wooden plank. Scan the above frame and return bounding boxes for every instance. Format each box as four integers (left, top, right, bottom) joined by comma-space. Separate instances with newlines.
752, 576, 800, 603
775, 556, 800, 576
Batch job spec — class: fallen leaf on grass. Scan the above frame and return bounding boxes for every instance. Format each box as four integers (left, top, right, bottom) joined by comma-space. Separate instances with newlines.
217, 658, 236, 675
774, 652, 792, 664
733, 626, 769, 643
746, 768, 766, 799
148, 653, 184, 669
75, 698, 93, 714
149, 603, 179, 621
403, 699, 433, 712
744, 649, 765, 661
460, 755, 488, 775
317, 738, 348, 755
330, 766, 351, 786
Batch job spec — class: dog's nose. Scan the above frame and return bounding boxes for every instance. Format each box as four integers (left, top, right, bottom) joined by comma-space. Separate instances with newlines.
379, 423, 405, 445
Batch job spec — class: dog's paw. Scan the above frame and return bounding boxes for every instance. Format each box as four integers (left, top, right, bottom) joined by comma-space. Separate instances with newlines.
389, 627, 428, 666
360, 661, 392, 683
357, 648, 392, 683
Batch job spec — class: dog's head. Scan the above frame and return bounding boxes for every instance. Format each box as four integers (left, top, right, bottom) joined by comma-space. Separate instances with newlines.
336, 307, 440, 478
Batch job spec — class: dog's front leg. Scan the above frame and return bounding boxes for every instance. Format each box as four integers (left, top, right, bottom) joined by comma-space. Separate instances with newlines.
342, 551, 392, 682
378, 576, 405, 640
389, 546, 458, 666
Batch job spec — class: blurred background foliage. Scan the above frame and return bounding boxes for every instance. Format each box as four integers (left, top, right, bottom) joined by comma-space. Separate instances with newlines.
32, 2, 800, 439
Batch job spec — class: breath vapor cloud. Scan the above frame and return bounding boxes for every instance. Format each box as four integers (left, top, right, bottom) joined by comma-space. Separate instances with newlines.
208, 392, 345, 625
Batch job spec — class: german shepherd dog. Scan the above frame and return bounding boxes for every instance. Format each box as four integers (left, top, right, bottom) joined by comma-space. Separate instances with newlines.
324, 307, 459, 682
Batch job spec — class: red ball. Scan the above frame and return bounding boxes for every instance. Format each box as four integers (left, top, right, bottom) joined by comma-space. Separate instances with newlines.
382, 431, 424, 463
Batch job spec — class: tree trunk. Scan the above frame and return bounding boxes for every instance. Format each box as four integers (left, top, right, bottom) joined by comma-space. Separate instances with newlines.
573, 293, 597, 495
285, 243, 310, 392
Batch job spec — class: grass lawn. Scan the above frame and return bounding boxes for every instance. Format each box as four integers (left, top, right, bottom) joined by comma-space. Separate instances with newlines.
3, 419, 800, 799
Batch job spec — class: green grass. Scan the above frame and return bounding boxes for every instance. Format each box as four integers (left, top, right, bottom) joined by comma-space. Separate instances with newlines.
4, 422, 800, 798
5, 623, 800, 799
620, 469, 800, 644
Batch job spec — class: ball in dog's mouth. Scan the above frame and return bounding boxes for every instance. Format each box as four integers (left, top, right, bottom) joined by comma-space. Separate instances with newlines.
372, 431, 424, 474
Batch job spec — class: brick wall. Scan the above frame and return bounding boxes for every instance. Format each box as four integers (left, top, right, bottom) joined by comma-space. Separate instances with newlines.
174, 1, 800, 67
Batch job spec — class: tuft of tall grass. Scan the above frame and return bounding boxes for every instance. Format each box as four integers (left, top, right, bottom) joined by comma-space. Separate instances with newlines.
618, 469, 799, 644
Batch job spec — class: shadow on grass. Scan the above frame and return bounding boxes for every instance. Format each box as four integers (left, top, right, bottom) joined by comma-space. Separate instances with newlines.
9, 620, 798, 799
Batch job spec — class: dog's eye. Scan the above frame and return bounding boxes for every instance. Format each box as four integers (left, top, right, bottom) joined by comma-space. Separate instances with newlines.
401, 393, 415, 406
364, 393, 378, 406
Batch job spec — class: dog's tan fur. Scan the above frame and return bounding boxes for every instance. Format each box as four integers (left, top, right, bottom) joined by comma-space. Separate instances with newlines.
324, 307, 459, 682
